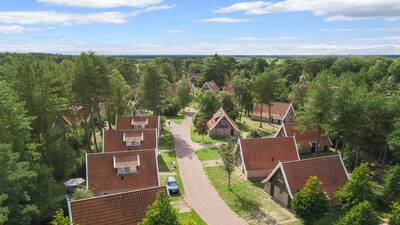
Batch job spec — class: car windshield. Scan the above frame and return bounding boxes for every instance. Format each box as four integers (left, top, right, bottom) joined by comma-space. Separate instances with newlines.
168, 181, 178, 186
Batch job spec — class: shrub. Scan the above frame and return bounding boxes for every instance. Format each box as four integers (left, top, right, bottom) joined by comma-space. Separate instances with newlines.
335, 201, 379, 225
384, 166, 400, 204
139, 191, 179, 225
291, 176, 330, 225
389, 202, 400, 225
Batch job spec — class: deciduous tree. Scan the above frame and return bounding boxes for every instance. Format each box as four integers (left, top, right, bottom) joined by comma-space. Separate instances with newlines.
218, 139, 237, 190
139, 191, 179, 225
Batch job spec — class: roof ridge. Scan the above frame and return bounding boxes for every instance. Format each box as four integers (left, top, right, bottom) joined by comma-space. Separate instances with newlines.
240, 136, 292, 141
87, 149, 156, 155
70, 185, 164, 203
282, 154, 339, 164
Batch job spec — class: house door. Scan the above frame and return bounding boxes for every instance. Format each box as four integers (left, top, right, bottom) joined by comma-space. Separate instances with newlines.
230, 129, 234, 136
270, 184, 275, 197
310, 143, 316, 153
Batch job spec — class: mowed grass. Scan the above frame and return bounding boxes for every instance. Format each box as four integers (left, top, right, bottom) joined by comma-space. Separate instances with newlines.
159, 128, 174, 150
178, 210, 207, 225
237, 116, 275, 138
204, 166, 298, 225
190, 125, 223, 144
196, 148, 220, 161
167, 112, 185, 125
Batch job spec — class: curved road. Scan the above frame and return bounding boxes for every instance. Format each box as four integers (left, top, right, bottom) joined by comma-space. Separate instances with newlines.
171, 113, 247, 225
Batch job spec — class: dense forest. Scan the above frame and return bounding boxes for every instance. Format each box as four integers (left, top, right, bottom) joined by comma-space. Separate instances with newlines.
0, 52, 399, 224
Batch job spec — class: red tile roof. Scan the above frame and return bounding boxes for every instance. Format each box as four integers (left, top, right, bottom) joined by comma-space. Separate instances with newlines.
239, 136, 299, 171
251, 102, 292, 120
281, 155, 348, 198
69, 186, 166, 225
87, 149, 159, 195
103, 129, 157, 153
62, 104, 89, 126
115, 116, 159, 131
207, 107, 239, 131
201, 80, 220, 92
281, 122, 332, 148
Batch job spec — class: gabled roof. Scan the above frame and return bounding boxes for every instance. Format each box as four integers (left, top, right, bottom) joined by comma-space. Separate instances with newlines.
239, 136, 299, 171
251, 102, 293, 120
103, 129, 157, 153
69, 186, 166, 225
201, 80, 220, 92
207, 107, 240, 132
263, 155, 349, 198
87, 149, 159, 195
62, 104, 90, 126
279, 122, 332, 147
115, 115, 160, 131
188, 72, 201, 81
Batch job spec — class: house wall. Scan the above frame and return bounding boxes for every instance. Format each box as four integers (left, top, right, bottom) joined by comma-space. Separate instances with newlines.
283, 107, 296, 123
264, 169, 290, 207
209, 118, 239, 138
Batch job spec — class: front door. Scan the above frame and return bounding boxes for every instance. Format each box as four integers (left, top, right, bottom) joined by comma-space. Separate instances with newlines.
230, 129, 234, 136
310, 143, 316, 153
270, 184, 275, 196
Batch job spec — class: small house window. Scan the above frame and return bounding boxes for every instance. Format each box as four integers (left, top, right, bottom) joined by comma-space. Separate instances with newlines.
221, 120, 227, 126
278, 173, 284, 183
126, 140, 142, 147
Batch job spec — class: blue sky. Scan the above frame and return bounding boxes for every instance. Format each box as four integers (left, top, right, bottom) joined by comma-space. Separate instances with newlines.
0, 0, 399, 55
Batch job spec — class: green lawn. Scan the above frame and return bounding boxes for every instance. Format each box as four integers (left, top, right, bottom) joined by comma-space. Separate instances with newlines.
167, 113, 185, 125
190, 125, 223, 144
159, 128, 174, 150
196, 148, 220, 161
237, 116, 275, 138
178, 210, 207, 225
204, 166, 299, 225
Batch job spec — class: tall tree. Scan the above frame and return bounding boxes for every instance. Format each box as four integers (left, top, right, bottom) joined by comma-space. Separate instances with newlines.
175, 80, 192, 113
383, 166, 400, 204
218, 139, 237, 190
336, 201, 379, 225
337, 164, 376, 210
231, 76, 254, 119
138, 65, 169, 115
196, 91, 221, 119
220, 93, 239, 121
253, 71, 282, 127
0, 194, 8, 225
297, 70, 334, 157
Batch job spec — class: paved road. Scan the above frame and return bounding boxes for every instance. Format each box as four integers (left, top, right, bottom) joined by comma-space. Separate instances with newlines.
171, 113, 247, 225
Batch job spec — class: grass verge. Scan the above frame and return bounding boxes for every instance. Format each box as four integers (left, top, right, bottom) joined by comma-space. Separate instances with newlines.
178, 210, 207, 225
196, 148, 220, 161
237, 116, 275, 138
167, 113, 185, 125
190, 125, 223, 144
204, 166, 298, 225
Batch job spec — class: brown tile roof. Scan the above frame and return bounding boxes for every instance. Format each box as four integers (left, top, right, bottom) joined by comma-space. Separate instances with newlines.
281, 155, 348, 198
69, 186, 166, 225
251, 102, 292, 120
207, 107, 239, 131
223, 85, 234, 93
202, 80, 220, 92
281, 122, 332, 148
239, 136, 299, 171
115, 116, 159, 131
87, 149, 159, 195
103, 129, 157, 153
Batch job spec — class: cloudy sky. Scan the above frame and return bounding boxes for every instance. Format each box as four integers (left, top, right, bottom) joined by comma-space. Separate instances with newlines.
1, 0, 400, 55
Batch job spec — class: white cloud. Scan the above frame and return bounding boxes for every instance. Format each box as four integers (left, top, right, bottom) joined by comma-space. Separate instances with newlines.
37, 0, 162, 8
0, 25, 44, 34
215, 0, 400, 22
196, 17, 252, 23
1, 39, 399, 55
165, 29, 184, 33
0, 11, 128, 25
321, 27, 400, 32
229, 36, 299, 41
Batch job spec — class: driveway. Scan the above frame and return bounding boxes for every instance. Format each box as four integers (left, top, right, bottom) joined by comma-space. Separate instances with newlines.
170, 112, 247, 225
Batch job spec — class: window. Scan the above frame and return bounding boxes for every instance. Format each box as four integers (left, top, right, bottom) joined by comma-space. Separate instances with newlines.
126, 140, 141, 147
278, 173, 284, 183
117, 166, 138, 175
220, 119, 227, 127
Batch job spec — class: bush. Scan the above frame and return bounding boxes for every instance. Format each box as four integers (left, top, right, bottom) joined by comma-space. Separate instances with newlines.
247, 129, 262, 138
335, 201, 379, 225
139, 191, 179, 225
161, 98, 181, 116
384, 166, 400, 204
389, 202, 400, 225
336, 164, 375, 210
291, 176, 330, 225
72, 187, 93, 200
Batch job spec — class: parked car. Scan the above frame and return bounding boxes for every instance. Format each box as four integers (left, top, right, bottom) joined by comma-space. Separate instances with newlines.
165, 176, 179, 194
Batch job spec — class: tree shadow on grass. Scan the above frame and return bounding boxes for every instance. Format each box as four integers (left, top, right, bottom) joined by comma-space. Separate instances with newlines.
231, 190, 278, 225
157, 155, 170, 172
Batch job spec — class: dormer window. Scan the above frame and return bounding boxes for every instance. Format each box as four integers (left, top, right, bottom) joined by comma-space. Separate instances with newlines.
123, 132, 143, 147
113, 154, 140, 176
131, 118, 148, 129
